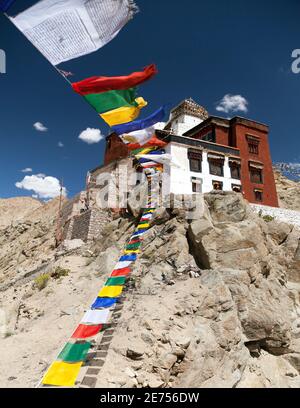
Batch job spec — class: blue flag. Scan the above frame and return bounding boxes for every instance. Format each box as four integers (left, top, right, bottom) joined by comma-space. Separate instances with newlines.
0, 0, 16, 12
112, 107, 166, 135
91, 297, 117, 310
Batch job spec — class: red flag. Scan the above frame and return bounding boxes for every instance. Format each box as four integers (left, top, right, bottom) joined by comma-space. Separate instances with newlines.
111, 267, 131, 277
71, 324, 102, 339
128, 135, 167, 150
72, 65, 157, 96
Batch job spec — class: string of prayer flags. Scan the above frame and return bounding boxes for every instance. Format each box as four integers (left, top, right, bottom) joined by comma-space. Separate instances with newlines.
10, 0, 139, 66
81, 309, 110, 325
71, 324, 102, 340
42, 361, 83, 387
58, 342, 91, 363
41, 172, 161, 387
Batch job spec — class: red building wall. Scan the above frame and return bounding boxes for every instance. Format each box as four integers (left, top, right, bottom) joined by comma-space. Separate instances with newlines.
231, 119, 279, 207
215, 125, 230, 146
104, 133, 129, 165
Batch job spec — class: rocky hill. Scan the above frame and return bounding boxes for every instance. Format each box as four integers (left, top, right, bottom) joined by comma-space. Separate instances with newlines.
0, 197, 42, 229
0, 188, 299, 388
274, 170, 300, 211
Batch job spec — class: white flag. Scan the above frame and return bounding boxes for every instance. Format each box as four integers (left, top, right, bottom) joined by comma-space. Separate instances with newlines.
137, 153, 182, 168
11, 0, 138, 66
120, 126, 155, 146
81, 309, 110, 325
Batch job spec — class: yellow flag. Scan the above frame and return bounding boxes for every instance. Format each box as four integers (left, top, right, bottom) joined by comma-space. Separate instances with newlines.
138, 223, 150, 229
42, 361, 82, 387
100, 97, 147, 127
98, 285, 123, 298
124, 249, 140, 254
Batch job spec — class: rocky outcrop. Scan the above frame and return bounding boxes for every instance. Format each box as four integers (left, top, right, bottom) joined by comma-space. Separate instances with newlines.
0, 191, 300, 388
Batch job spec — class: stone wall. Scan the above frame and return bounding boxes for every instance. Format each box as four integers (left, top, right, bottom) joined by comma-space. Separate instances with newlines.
71, 210, 92, 241
67, 208, 111, 243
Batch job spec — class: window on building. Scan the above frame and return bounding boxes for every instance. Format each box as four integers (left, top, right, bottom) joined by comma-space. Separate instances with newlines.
229, 159, 241, 180
202, 131, 215, 143
249, 163, 263, 184
188, 149, 202, 173
212, 180, 223, 191
232, 184, 242, 193
247, 135, 260, 155
208, 155, 224, 176
254, 189, 263, 202
191, 177, 202, 193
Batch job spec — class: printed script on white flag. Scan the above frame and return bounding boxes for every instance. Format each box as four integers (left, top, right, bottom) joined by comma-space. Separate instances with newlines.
11, 0, 137, 66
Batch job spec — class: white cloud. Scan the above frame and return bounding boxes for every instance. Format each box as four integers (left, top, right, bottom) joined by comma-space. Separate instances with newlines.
216, 94, 248, 114
58, 141, 64, 148
21, 167, 33, 173
79, 128, 104, 144
33, 122, 48, 132
15, 174, 66, 200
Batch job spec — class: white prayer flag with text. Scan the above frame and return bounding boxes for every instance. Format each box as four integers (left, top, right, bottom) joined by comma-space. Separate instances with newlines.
11, 0, 137, 66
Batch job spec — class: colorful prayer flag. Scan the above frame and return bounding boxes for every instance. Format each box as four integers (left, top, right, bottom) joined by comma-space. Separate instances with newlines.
132, 229, 148, 237
111, 267, 131, 277
98, 285, 123, 298
120, 126, 155, 146
81, 309, 110, 325
42, 361, 82, 387
91, 297, 118, 310
114, 261, 132, 270
112, 107, 166, 135
105, 276, 126, 286
124, 249, 140, 254
126, 242, 142, 250
138, 223, 150, 229
11, 0, 138, 66
128, 135, 167, 150
58, 342, 91, 363
83, 88, 138, 114
72, 65, 157, 95
100, 97, 147, 127
71, 324, 102, 339
119, 254, 137, 262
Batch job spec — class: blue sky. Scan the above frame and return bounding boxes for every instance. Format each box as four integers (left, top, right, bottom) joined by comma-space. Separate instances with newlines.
0, 0, 299, 199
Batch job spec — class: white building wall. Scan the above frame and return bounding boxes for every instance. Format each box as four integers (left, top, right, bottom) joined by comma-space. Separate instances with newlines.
171, 114, 203, 136
166, 143, 241, 195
